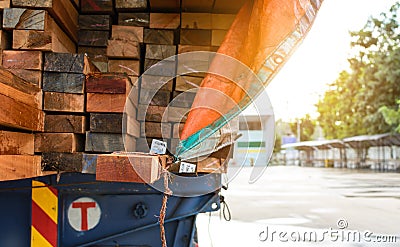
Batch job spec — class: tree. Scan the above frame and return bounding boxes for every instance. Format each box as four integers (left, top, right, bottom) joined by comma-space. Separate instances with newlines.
289, 114, 316, 141
317, 2, 400, 139
379, 100, 400, 133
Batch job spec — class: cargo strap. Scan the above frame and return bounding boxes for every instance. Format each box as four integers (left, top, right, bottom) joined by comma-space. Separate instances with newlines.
159, 171, 172, 247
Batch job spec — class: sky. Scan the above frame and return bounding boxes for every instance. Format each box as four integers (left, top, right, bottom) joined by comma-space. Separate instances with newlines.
265, 0, 398, 121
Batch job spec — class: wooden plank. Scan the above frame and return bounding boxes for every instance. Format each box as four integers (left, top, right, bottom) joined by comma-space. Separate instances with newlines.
77, 46, 108, 72
12, 0, 79, 42
79, 14, 111, 30
2, 50, 42, 70
85, 132, 124, 152
43, 92, 85, 112
0, 30, 11, 50
0, 68, 42, 109
172, 123, 184, 138
118, 12, 149, 27
127, 115, 140, 138
196, 157, 224, 173
145, 44, 176, 60
139, 89, 170, 106
111, 25, 143, 42
115, 0, 147, 10
0, 0, 10, 9
0, 130, 34, 155
141, 74, 173, 91
144, 29, 174, 45
86, 73, 130, 94
80, 0, 113, 14
0, 94, 44, 131
41, 152, 83, 171
150, 13, 180, 29
106, 39, 140, 59
5, 69, 42, 87
34, 133, 84, 153
44, 52, 99, 74
149, 0, 180, 12
44, 114, 86, 133
177, 44, 218, 53
211, 29, 227, 46
108, 59, 140, 76
175, 75, 203, 91
140, 122, 171, 138
86, 93, 127, 113
12, 25, 76, 53
181, 0, 213, 12
167, 106, 189, 122
0, 155, 41, 181
3, 8, 47, 30
170, 91, 196, 107
135, 137, 151, 152
169, 138, 179, 154
90, 113, 122, 133
181, 13, 211, 29
96, 153, 164, 183
137, 104, 167, 122
82, 153, 98, 173
78, 30, 109, 47
211, 13, 235, 30
180, 29, 211, 45
42, 72, 85, 93
144, 59, 176, 76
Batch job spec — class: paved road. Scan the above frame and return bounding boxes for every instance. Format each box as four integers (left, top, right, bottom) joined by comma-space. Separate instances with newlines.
197, 166, 400, 246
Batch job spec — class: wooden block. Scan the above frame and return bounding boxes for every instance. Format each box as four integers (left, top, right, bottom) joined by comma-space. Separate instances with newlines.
44, 52, 98, 74
34, 133, 84, 153
41, 152, 83, 171
139, 89, 170, 106
144, 59, 176, 76
137, 104, 167, 122
140, 122, 171, 138
171, 91, 196, 107
86, 93, 127, 113
107, 39, 140, 59
0, 130, 34, 155
211, 29, 227, 46
90, 113, 122, 133
0, 68, 42, 109
144, 29, 174, 45
12, 0, 79, 42
150, 13, 180, 29
211, 14, 235, 30
115, 0, 147, 10
118, 12, 149, 27
172, 123, 184, 138
177, 44, 218, 53
44, 114, 86, 133
181, 0, 213, 12
78, 46, 108, 63
181, 13, 211, 29
135, 137, 151, 152
42, 72, 85, 93
175, 75, 203, 91
44, 92, 85, 112
149, 0, 180, 12
145, 44, 176, 60
180, 29, 211, 45
167, 106, 189, 122
5, 69, 42, 87
141, 74, 173, 91
80, 0, 113, 13
2, 50, 42, 70
96, 153, 164, 183
3, 8, 46, 30
86, 73, 130, 94
127, 80, 139, 106
196, 157, 224, 173
111, 25, 143, 42
0, 155, 41, 181
78, 30, 109, 47
0, 0, 10, 9
108, 59, 140, 76
85, 132, 124, 152
12, 28, 75, 53
0, 94, 44, 131
79, 15, 110, 30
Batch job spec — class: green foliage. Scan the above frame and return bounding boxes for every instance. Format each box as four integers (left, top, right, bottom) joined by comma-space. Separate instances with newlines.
379, 100, 400, 133
317, 2, 400, 139
289, 114, 316, 141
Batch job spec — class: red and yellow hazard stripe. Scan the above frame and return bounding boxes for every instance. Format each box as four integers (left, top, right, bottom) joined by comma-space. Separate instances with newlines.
31, 180, 58, 247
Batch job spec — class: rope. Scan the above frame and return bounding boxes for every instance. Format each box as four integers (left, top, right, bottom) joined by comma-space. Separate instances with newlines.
159, 170, 172, 247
